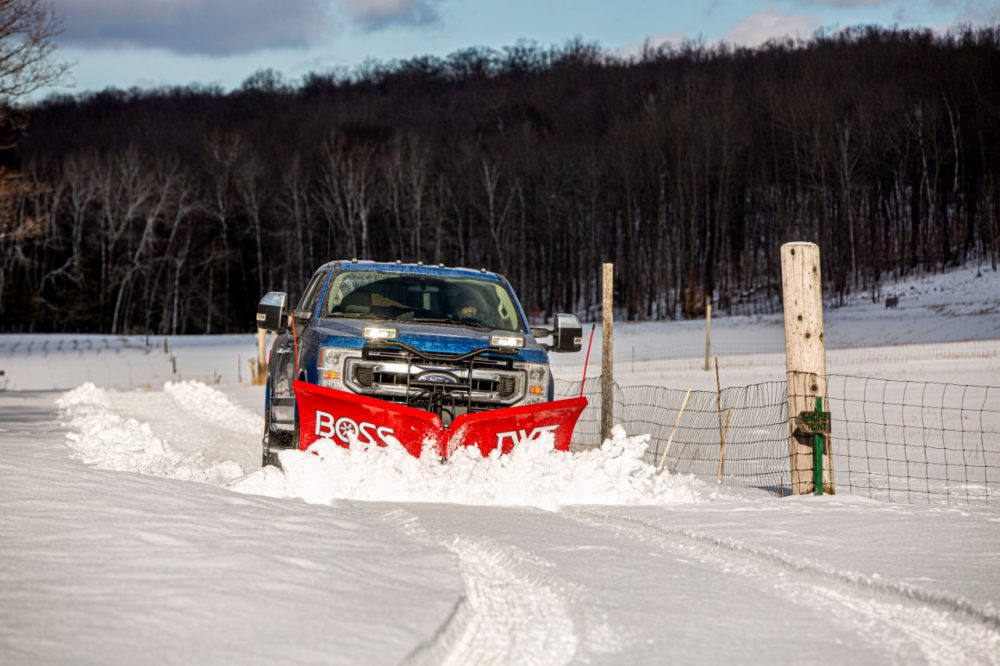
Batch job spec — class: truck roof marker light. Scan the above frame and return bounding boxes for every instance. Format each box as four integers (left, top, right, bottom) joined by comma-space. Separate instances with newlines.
363, 326, 398, 341
490, 334, 524, 349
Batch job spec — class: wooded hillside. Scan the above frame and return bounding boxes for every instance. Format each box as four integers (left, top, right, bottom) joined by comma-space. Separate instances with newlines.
2, 26, 998, 333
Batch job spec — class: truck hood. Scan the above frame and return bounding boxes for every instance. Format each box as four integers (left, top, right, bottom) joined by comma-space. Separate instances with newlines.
310, 317, 548, 363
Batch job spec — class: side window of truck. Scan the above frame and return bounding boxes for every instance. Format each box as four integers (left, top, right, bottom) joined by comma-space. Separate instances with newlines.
297, 271, 328, 316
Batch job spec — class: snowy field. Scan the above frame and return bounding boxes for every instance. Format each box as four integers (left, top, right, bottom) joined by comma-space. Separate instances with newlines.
2, 265, 1000, 664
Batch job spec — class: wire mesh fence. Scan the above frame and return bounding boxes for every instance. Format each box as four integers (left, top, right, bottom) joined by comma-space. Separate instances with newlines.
825, 375, 1000, 505
557, 371, 1000, 505
555, 378, 792, 494
594, 339, 1000, 371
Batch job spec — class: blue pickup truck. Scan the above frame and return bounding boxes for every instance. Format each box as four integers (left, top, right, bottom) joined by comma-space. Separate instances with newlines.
256, 260, 583, 466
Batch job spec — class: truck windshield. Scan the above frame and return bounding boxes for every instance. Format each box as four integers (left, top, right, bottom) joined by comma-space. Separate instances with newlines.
325, 271, 524, 332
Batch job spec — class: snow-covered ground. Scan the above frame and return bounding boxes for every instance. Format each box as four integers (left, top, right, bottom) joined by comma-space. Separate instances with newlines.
550, 263, 1000, 390
3, 264, 997, 393
2, 265, 1000, 664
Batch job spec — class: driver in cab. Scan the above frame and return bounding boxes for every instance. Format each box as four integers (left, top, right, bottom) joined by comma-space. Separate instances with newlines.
452, 289, 489, 326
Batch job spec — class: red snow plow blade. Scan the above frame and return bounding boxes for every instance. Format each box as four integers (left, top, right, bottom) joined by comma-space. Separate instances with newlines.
293, 380, 587, 458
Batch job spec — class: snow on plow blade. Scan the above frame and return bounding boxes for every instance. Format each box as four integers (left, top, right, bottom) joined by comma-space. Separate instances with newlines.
293, 380, 587, 458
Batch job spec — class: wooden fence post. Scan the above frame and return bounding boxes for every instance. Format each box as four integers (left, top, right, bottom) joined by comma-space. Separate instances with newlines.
601, 263, 614, 443
254, 329, 268, 385
656, 388, 692, 474
781, 242, 834, 494
704, 303, 712, 371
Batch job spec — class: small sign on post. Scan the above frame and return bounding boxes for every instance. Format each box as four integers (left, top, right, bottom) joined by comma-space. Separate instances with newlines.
794, 398, 832, 495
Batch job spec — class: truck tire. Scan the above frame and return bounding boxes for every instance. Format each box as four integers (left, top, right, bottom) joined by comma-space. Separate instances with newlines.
261, 409, 294, 469
261, 445, 282, 469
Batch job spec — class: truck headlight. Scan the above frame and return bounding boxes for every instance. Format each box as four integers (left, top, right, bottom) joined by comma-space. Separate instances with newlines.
517, 362, 549, 404
490, 334, 525, 349
319, 346, 362, 388
362, 326, 397, 341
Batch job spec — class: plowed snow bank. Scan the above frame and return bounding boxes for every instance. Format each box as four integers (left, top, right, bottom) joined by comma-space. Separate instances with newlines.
57, 382, 711, 508
232, 425, 714, 508
57, 382, 243, 484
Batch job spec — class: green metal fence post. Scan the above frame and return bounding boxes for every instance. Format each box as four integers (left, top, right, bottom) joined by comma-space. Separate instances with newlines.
814, 397, 824, 496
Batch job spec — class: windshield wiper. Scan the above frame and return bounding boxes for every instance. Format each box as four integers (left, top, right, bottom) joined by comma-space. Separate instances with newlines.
329, 312, 395, 320
411, 316, 494, 330
455, 320, 492, 330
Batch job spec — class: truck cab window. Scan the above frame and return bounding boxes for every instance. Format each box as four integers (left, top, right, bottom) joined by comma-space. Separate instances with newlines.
297, 271, 328, 316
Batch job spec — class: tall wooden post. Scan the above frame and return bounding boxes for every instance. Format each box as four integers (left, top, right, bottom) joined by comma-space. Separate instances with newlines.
601, 263, 614, 443
781, 242, 834, 494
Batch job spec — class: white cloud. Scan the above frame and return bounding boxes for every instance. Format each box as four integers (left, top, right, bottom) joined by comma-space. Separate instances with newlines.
795, 0, 891, 6
55, 0, 334, 56
934, 0, 1000, 26
722, 7, 823, 46
614, 31, 688, 59
335, 0, 442, 31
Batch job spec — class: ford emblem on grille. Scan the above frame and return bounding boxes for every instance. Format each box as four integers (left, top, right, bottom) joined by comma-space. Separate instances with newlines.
416, 371, 459, 384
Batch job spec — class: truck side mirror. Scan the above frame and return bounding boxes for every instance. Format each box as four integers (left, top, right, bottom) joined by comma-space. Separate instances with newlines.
257, 292, 288, 332
551, 314, 583, 353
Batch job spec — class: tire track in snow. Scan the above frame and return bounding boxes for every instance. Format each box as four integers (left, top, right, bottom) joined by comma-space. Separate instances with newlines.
120, 382, 262, 471
162, 381, 263, 436
384, 510, 579, 666
565, 508, 1000, 665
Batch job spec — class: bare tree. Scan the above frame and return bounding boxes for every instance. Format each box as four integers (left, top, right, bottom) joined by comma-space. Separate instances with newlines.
233, 149, 267, 296
476, 157, 517, 275
276, 157, 311, 290
0, 0, 67, 131
202, 132, 244, 324
385, 135, 429, 261
315, 138, 377, 259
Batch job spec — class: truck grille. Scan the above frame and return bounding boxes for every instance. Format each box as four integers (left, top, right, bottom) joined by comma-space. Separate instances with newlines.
344, 348, 526, 407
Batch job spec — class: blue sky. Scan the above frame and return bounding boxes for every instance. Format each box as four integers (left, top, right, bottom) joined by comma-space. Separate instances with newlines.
40, 0, 999, 100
